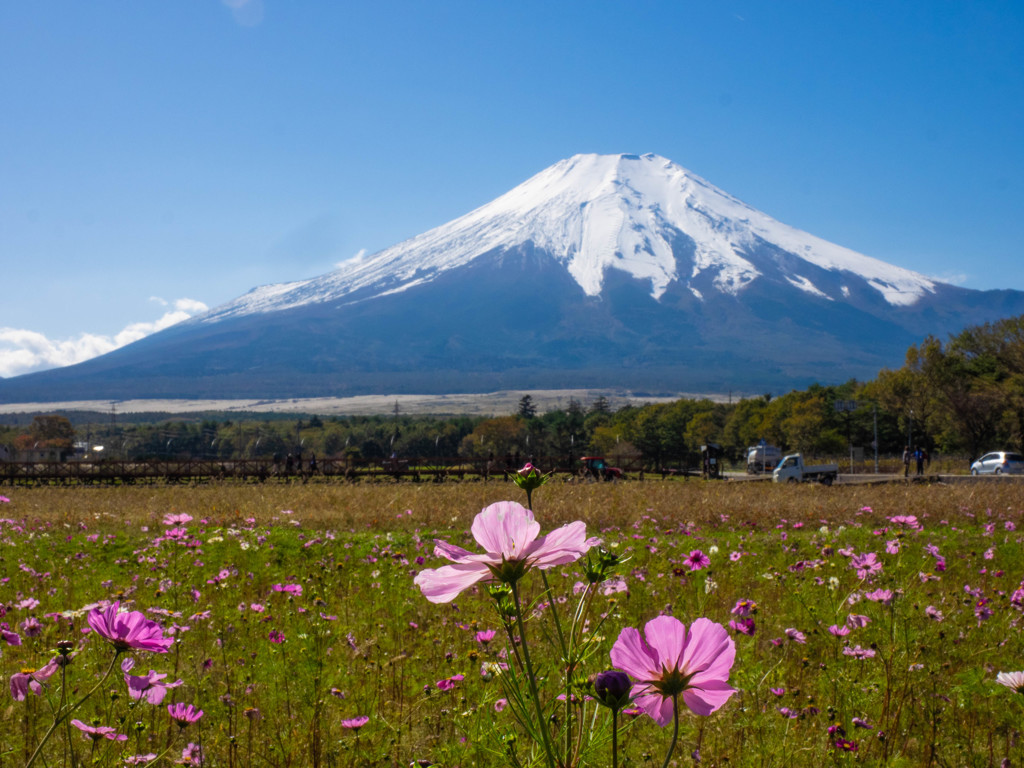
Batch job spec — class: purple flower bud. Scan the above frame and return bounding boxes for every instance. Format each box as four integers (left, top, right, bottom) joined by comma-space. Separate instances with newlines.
594, 670, 632, 710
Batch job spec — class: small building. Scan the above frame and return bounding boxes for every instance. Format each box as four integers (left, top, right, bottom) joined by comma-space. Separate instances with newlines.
15, 446, 71, 463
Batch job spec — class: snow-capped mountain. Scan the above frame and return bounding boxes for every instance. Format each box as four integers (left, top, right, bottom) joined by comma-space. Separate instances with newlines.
208, 153, 936, 321
3, 153, 1023, 402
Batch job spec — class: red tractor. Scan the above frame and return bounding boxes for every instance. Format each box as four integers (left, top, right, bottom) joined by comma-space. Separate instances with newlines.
580, 456, 623, 482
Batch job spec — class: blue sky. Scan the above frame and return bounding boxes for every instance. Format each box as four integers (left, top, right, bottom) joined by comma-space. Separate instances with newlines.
2, 1, 1023, 377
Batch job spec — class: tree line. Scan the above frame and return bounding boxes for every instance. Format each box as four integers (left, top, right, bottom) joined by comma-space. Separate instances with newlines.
2, 314, 1022, 469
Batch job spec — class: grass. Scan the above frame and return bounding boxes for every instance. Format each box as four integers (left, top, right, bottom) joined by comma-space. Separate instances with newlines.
2, 478, 1023, 766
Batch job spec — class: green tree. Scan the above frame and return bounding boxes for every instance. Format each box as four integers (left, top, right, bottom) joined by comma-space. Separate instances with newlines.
517, 395, 537, 419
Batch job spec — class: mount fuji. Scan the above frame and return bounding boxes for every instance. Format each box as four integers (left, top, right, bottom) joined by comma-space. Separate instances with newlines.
4, 152, 1024, 402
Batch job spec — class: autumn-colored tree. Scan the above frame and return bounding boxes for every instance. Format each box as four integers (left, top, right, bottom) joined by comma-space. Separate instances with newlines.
460, 416, 526, 457
14, 415, 75, 453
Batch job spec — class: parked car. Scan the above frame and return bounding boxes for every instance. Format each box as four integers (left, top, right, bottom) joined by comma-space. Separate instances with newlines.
970, 451, 1024, 475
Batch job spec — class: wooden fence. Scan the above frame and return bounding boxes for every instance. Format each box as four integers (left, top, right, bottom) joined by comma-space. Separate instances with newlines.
0, 455, 653, 487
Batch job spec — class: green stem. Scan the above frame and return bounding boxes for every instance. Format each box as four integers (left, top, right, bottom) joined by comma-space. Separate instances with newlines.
24, 651, 123, 768
660, 693, 680, 768
611, 708, 619, 768
511, 580, 561, 768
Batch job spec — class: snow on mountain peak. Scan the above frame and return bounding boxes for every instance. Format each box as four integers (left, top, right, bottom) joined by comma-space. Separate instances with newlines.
205, 153, 936, 321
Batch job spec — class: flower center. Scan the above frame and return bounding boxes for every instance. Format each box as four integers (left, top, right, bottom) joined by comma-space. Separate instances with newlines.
650, 665, 695, 698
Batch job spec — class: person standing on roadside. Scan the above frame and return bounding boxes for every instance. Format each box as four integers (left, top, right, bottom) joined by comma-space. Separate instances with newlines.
903, 446, 911, 478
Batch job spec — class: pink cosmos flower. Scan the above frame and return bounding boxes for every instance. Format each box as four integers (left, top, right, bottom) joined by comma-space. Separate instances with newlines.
413, 501, 594, 603
925, 605, 944, 621
730, 599, 757, 616
864, 589, 894, 605
828, 624, 850, 636
842, 645, 876, 659
87, 602, 173, 654
728, 618, 756, 636
180, 742, 203, 765
341, 715, 369, 730
9, 657, 60, 700
125, 755, 158, 765
784, 628, 807, 644
684, 550, 711, 571
846, 614, 871, 629
162, 513, 193, 526
475, 629, 496, 645
851, 552, 882, 579
122, 658, 183, 705
436, 673, 465, 691
996, 671, 1024, 693
1, 627, 21, 646
167, 703, 204, 727
610, 615, 736, 724
70, 719, 128, 742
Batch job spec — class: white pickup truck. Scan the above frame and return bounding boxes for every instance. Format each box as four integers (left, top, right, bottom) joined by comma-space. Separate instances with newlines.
772, 453, 839, 485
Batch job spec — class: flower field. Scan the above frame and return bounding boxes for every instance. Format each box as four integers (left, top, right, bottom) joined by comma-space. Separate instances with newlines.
2, 478, 1023, 767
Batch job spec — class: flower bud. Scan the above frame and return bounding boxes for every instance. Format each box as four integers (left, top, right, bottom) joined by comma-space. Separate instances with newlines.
511, 464, 548, 494
593, 670, 632, 711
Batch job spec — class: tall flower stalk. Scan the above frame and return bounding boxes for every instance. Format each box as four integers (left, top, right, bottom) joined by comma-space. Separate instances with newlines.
413, 465, 738, 767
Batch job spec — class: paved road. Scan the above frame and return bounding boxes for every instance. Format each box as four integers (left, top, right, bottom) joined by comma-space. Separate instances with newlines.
724, 471, 1022, 485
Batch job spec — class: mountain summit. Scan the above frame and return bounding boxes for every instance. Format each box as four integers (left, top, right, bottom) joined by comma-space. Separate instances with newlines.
3, 153, 1023, 402
210, 153, 935, 321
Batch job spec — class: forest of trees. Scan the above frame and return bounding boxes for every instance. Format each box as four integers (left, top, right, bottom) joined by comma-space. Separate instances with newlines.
2, 315, 1023, 469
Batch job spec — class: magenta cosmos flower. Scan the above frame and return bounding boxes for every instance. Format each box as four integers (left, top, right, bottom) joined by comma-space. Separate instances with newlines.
167, 702, 204, 727
684, 550, 711, 571
122, 658, 183, 705
610, 616, 736, 724
413, 501, 594, 603
342, 715, 369, 730
70, 719, 128, 742
88, 602, 173, 654
10, 657, 61, 700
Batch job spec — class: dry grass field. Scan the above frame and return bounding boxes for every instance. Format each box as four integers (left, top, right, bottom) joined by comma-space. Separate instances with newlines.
8, 475, 1021, 530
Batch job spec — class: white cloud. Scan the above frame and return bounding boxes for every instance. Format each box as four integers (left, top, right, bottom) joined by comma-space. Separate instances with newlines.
222, 0, 264, 27
336, 248, 368, 269
0, 298, 209, 379
928, 271, 969, 286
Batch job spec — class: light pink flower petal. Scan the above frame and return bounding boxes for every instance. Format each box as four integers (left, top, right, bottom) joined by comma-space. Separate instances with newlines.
433, 540, 497, 565
525, 521, 591, 568
682, 678, 736, 716
610, 626, 660, 681
414, 562, 491, 604
643, 615, 689, 671
680, 618, 735, 685
471, 501, 540, 559
633, 690, 675, 726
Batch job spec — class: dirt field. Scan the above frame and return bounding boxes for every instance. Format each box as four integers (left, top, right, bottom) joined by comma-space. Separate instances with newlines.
0, 388, 727, 417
